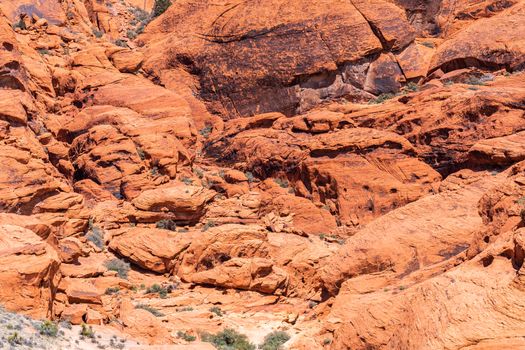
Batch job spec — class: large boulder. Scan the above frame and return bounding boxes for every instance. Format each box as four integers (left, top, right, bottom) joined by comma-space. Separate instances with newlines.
430, 3, 525, 72
0, 224, 60, 317
109, 227, 193, 273
141, 0, 417, 116
132, 184, 216, 223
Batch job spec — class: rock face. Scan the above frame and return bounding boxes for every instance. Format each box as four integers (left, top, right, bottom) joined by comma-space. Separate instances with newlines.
2, 0, 525, 348
0, 225, 60, 318
141, 0, 416, 117
430, 2, 525, 72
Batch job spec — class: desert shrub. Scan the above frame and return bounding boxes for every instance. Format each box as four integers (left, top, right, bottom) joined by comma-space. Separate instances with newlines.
368, 93, 395, 104
135, 304, 164, 317
115, 39, 128, 47
145, 284, 169, 298
201, 220, 216, 232
199, 125, 212, 138
177, 306, 194, 312
104, 258, 130, 279
156, 219, 177, 231
38, 49, 50, 55
92, 28, 103, 38
259, 331, 290, 350
86, 219, 104, 249
126, 29, 137, 40
153, 0, 172, 17
274, 178, 289, 188
36, 320, 58, 337
202, 328, 255, 350
8, 332, 23, 345
209, 306, 223, 317
181, 176, 194, 185
177, 330, 196, 342
105, 286, 120, 295
245, 171, 255, 183
60, 320, 72, 329
80, 323, 95, 338
401, 82, 419, 94
420, 41, 435, 48
12, 18, 26, 30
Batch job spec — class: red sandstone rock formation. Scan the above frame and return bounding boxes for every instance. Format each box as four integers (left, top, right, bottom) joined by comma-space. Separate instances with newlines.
0, 0, 525, 348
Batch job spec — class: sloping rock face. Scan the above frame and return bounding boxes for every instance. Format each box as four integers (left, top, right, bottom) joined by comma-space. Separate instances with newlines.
2, 0, 525, 349
141, 0, 416, 117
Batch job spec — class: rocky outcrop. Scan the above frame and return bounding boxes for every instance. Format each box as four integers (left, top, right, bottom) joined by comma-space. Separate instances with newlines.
141, 0, 419, 117
0, 225, 60, 318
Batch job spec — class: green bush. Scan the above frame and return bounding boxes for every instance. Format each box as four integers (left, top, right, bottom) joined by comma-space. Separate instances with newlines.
37, 320, 58, 337
202, 328, 255, 350
368, 93, 395, 105
145, 284, 169, 298
177, 330, 196, 342
259, 331, 290, 350
135, 304, 164, 317
209, 306, 223, 317
80, 323, 95, 338
153, 0, 172, 17
156, 219, 177, 231
104, 258, 130, 279
8, 332, 23, 345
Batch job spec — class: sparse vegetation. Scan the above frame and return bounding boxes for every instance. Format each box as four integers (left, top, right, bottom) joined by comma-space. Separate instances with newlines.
153, 0, 172, 17
36, 320, 58, 337
420, 41, 435, 48
105, 286, 120, 295
145, 284, 169, 298
202, 328, 255, 350
12, 18, 26, 30
199, 125, 213, 138
401, 82, 419, 94
259, 331, 290, 350
323, 338, 332, 345
126, 29, 138, 40
181, 176, 194, 185
135, 304, 164, 317
193, 167, 204, 178
80, 323, 95, 338
115, 39, 128, 47
274, 178, 289, 188
86, 218, 104, 250
156, 219, 177, 231
38, 49, 50, 55
202, 220, 216, 232
93, 29, 104, 38
368, 93, 395, 104
104, 258, 131, 279
177, 306, 194, 312
245, 171, 255, 183
8, 331, 23, 345
209, 306, 223, 317
60, 320, 72, 329
177, 330, 196, 342
136, 147, 145, 160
